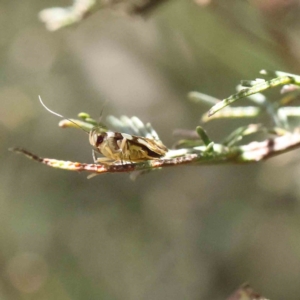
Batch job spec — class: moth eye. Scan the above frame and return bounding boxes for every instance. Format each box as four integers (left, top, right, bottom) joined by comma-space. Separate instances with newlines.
96, 134, 104, 146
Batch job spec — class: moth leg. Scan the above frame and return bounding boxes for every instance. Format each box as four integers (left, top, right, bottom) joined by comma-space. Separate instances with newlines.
93, 150, 114, 165
87, 173, 100, 180
92, 150, 98, 163
123, 140, 134, 163
119, 137, 127, 152
119, 137, 128, 164
96, 157, 115, 165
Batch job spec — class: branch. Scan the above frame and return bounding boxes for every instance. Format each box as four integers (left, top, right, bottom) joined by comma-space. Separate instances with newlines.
39, 0, 169, 31
39, 0, 96, 31
10, 70, 300, 178
227, 283, 268, 300
10, 129, 300, 175
208, 70, 300, 116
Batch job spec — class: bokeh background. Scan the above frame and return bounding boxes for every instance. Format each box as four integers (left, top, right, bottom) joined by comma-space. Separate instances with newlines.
2, 0, 300, 299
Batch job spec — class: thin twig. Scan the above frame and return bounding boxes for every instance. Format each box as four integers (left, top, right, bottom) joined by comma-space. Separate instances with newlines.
10, 129, 300, 175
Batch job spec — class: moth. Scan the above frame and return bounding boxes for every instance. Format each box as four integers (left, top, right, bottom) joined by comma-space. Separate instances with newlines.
39, 97, 168, 165
89, 128, 168, 164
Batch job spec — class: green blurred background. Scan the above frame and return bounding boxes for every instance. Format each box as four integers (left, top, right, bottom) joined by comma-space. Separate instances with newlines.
2, 0, 300, 299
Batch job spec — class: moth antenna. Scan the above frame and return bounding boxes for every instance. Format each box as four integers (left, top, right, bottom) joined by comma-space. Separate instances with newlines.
97, 99, 107, 124
39, 95, 65, 118
38, 95, 89, 134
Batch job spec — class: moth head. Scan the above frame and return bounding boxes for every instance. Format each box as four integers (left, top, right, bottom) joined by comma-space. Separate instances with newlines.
89, 128, 107, 148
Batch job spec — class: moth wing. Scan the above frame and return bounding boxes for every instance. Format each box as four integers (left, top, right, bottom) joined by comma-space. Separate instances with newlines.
134, 136, 168, 155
